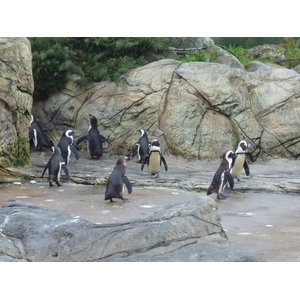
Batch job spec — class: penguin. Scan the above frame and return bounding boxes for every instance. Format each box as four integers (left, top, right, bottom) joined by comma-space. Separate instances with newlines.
104, 156, 132, 203
231, 140, 250, 182
57, 129, 80, 165
41, 146, 70, 187
132, 129, 150, 163
29, 115, 52, 151
207, 150, 235, 200
77, 114, 107, 159
141, 139, 168, 178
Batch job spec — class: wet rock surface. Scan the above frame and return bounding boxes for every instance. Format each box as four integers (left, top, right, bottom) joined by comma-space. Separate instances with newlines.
1, 150, 300, 261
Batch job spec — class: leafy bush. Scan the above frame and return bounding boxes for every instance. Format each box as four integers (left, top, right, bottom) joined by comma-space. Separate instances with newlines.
29, 37, 172, 100
282, 37, 300, 68
180, 49, 217, 63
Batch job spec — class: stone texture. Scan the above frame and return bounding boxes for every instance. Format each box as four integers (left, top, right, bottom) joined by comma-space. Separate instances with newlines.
0, 198, 264, 262
33, 58, 300, 161
245, 44, 286, 62
0, 37, 33, 171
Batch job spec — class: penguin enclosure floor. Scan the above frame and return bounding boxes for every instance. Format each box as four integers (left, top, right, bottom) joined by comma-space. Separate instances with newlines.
1, 150, 300, 262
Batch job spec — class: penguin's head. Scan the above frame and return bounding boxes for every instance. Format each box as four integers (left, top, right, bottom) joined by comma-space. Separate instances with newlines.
139, 129, 147, 137
150, 139, 161, 151
116, 156, 131, 166
151, 139, 160, 146
51, 146, 61, 154
89, 114, 98, 127
63, 129, 77, 138
237, 140, 249, 153
224, 150, 235, 162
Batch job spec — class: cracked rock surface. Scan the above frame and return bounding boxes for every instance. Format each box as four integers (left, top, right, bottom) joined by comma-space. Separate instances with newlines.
33, 59, 300, 160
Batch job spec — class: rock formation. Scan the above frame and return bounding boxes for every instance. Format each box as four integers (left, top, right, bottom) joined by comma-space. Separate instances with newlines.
33, 58, 300, 160
0, 198, 264, 262
0, 37, 33, 176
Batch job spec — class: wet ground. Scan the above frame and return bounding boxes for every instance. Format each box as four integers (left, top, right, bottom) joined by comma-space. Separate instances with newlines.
1, 150, 300, 262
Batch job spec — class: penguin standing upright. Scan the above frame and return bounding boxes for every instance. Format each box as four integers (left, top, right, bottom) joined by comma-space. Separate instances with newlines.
105, 156, 132, 203
141, 139, 168, 178
231, 140, 250, 182
41, 146, 70, 187
29, 115, 52, 151
77, 114, 107, 159
132, 129, 149, 163
207, 150, 235, 200
57, 129, 80, 165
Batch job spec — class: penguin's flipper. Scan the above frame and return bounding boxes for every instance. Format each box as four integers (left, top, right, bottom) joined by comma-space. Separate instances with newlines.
41, 162, 49, 178
70, 144, 80, 160
62, 163, 70, 181
243, 160, 250, 176
132, 144, 138, 160
161, 155, 168, 172
77, 135, 88, 145
122, 176, 132, 194
100, 135, 108, 142
141, 155, 149, 171
224, 171, 234, 189
247, 152, 255, 162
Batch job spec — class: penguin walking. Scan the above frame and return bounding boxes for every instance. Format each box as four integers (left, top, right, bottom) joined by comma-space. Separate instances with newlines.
231, 140, 250, 182
141, 139, 168, 178
41, 146, 70, 187
58, 129, 80, 165
77, 114, 107, 159
132, 129, 150, 163
105, 156, 132, 203
29, 115, 52, 151
207, 150, 235, 200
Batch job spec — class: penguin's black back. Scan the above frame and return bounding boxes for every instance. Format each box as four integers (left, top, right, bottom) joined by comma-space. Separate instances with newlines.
105, 164, 126, 199
88, 128, 103, 158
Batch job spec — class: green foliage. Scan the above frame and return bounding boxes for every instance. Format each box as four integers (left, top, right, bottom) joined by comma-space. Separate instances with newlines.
282, 37, 300, 68
29, 37, 172, 99
213, 37, 286, 48
180, 49, 217, 63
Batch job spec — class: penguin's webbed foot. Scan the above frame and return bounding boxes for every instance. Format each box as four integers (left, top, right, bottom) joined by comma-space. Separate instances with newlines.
217, 193, 228, 200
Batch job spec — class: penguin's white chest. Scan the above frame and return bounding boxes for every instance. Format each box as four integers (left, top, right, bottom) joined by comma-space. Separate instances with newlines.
148, 152, 161, 174
231, 154, 245, 178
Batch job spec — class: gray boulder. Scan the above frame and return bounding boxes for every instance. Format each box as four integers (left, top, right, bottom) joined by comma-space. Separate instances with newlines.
0, 198, 264, 262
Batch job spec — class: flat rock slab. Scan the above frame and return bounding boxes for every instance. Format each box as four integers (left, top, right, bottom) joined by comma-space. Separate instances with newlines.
0, 198, 264, 262
1, 151, 300, 261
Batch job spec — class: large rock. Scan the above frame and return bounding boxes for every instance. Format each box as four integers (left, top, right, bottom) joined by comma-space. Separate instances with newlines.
245, 44, 286, 62
33, 58, 300, 160
0, 198, 264, 262
0, 38, 33, 171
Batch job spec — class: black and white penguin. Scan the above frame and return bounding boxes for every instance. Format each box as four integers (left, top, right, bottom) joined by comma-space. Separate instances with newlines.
132, 129, 150, 163
77, 114, 107, 159
141, 139, 168, 178
231, 140, 250, 182
207, 150, 235, 200
57, 129, 80, 165
41, 146, 70, 187
104, 156, 132, 203
29, 115, 52, 151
